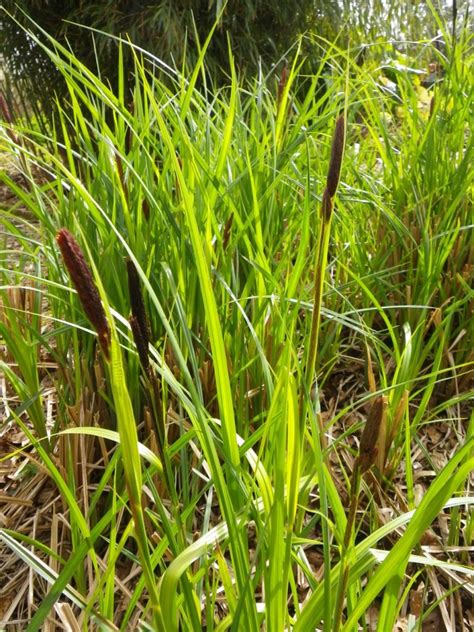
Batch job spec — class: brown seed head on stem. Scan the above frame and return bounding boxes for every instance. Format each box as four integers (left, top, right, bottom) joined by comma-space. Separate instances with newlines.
429, 95, 436, 120
141, 198, 150, 221
126, 258, 150, 351
358, 395, 387, 473
326, 115, 345, 198
56, 228, 111, 359
321, 188, 333, 222
222, 213, 234, 251
130, 315, 150, 372
115, 153, 129, 203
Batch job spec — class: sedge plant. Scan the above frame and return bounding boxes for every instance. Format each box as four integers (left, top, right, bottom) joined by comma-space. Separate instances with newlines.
0, 10, 472, 631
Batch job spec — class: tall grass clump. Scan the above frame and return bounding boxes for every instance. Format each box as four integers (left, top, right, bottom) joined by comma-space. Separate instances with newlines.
0, 12, 472, 631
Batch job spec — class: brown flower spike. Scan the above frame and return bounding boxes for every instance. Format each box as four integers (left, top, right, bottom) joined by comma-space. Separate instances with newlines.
56, 229, 111, 359
129, 315, 150, 372
320, 115, 345, 222
126, 259, 150, 349
358, 395, 387, 473
326, 115, 345, 198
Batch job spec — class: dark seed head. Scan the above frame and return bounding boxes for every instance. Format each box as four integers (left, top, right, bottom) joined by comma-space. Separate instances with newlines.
222, 213, 234, 251
429, 95, 436, 119
142, 198, 150, 221
130, 315, 150, 371
321, 188, 333, 222
126, 258, 150, 350
115, 153, 128, 202
56, 229, 110, 359
326, 115, 345, 198
358, 395, 386, 473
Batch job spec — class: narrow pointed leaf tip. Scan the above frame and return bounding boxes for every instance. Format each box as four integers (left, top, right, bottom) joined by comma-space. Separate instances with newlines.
56, 228, 111, 359
326, 115, 345, 198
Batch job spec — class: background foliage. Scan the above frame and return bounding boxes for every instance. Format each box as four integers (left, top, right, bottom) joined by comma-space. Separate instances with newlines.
1, 0, 468, 122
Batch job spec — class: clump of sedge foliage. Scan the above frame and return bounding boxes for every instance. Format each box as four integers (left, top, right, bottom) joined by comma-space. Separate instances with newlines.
0, 11, 472, 632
